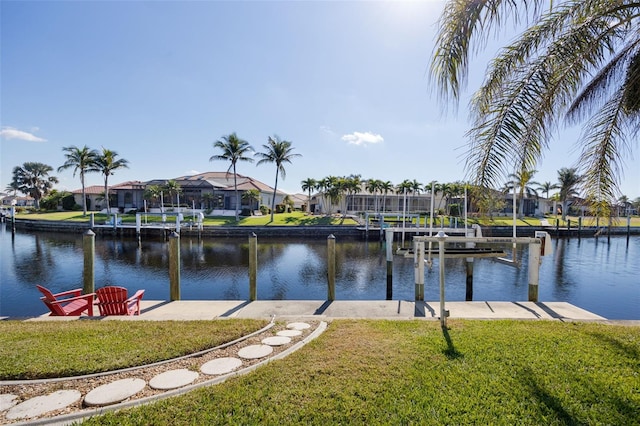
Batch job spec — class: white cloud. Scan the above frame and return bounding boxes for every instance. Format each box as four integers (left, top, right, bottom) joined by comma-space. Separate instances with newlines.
341, 131, 384, 146
0, 127, 47, 142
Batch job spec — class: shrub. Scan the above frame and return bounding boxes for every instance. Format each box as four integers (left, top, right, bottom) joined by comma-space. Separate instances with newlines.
62, 194, 76, 211
240, 208, 252, 217
259, 205, 270, 215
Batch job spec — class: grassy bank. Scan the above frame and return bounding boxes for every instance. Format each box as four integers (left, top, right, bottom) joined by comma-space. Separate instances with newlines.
12, 211, 359, 226
3, 320, 638, 424
0, 319, 266, 380
13, 210, 640, 227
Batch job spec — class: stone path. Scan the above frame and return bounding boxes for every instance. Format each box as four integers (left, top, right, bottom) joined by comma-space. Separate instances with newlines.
0, 320, 326, 425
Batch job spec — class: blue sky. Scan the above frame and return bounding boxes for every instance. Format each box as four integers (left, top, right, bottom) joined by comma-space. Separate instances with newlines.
1, 0, 638, 198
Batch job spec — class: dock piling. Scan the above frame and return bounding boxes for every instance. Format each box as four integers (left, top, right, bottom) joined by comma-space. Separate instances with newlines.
414, 240, 425, 301
249, 233, 257, 301
169, 231, 181, 301
385, 228, 393, 300
83, 230, 95, 295
327, 234, 336, 301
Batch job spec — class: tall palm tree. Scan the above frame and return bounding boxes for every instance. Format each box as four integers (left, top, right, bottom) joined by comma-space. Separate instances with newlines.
431, 1, 639, 216
380, 180, 394, 213
396, 180, 413, 213
57, 145, 99, 215
301, 178, 317, 214
557, 167, 582, 220
410, 179, 423, 212
365, 179, 382, 213
504, 169, 540, 217
94, 148, 129, 214
10, 162, 59, 209
210, 133, 254, 222
256, 135, 301, 222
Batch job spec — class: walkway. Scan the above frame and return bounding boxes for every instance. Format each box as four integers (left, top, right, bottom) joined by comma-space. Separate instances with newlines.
28, 299, 606, 321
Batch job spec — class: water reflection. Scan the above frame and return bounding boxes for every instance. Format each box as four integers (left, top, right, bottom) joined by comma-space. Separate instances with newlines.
1, 224, 638, 319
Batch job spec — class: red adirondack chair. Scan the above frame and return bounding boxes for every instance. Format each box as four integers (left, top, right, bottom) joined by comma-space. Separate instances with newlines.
95, 286, 145, 316
36, 285, 95, 316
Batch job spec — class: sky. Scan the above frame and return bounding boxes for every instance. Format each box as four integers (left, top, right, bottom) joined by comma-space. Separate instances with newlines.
1, 0, 638, 199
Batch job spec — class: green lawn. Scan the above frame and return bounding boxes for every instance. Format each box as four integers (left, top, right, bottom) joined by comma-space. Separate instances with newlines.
3, 319, 637, 424
0, 319, 266, 379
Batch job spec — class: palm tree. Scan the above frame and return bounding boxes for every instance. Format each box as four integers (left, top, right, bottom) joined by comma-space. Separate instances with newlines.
57, 145, 99, 215
537, 181, 559, 200
557, 167, 582, 220
410, 179, 423, 212
396, 180, 413, 212
242, 189, 261, 214
504, 169, 540, 217
380, 180, 394, 213
342, 174, 361, 218
164, 179, 182, 209
301, 178, 317, 214
430, 1, 639, 216
94, 148, 129, 214
256, 135, 301, 222
143, 184, 163, 209
210, 133, 254, 222
365, 179, 382, 213
10, 162, 59, 209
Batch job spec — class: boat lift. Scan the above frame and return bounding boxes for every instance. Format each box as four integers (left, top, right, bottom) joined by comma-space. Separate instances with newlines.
412, 231, 552, 327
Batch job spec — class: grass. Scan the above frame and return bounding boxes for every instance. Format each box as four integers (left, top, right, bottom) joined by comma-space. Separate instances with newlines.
0, 319, 266, 380
3, 320, 638, 424
13, 211, 359, 226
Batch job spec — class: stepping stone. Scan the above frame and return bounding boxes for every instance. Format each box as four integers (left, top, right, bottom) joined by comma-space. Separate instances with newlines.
200, 357, 243, 376
238, 344, 273, 359
0, 394, 18, 411
262, 336, 291, 346
277, 329, 302, 337
84, 378, 146, 407
149, 369, 199, 390
286, 322, 311, 330
6, 390, 81, 420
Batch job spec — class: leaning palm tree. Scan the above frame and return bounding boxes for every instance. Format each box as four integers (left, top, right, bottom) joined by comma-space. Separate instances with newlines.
557, 167, 582, 220
94, 148, 129, 214
210, 133, 254, 222
256, 135, 301, 222
301, 178, 317, 214
57, 145, 99, 215
431, 0, 639, 217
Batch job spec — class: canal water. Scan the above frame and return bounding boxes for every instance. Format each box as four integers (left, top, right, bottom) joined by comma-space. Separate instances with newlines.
1, 224, 638, 319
